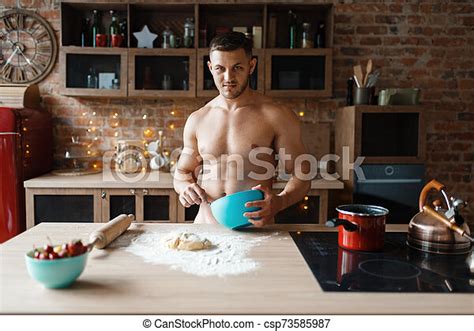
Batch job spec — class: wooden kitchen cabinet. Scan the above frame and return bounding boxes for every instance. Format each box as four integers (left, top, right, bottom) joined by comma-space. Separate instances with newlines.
264, 48, 332, 98
128, 48, 196, 98
24, 173, 340, 228
59, 1, 334, 98
100, 188, 178, 223
26, 186, 178, 229
59, 47, 128, 97
25, 188, 102, 229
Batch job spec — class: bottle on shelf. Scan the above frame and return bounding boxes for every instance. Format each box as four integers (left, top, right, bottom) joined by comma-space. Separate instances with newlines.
300, 22, 313, 48
80, 17, 90, 47
162, 26, 172, 48
86, 67, 98, 89
183, 18, 195, 48
315, 22, 326, 48
288, 10, 297, 49
112, 77, 120, 89
91, 10, 104, 47
108, 10, 120, 47
119, 18, 127, 47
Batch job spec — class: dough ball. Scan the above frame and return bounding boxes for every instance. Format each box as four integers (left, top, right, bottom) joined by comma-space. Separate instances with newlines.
161, 232, 212, 251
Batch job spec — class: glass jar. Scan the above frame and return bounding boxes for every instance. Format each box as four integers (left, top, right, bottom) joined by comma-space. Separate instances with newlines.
162, 74, 172, 90
301, 22, 313, 48
86, 67, 97, 88
183, 18, 194, 48
162, 26, 172, 48
112, 78, 119, 89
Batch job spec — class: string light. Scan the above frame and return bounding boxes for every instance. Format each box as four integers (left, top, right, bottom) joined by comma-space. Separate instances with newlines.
298, 111, 305, 117
304, 196, 309, 201
142, 114, 147, 120
169, 123, 175, 129
143, 128, 154, 138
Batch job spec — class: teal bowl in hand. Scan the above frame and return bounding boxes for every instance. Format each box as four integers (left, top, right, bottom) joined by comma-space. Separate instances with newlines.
25, 251, 89, 288
210, 189, 264, 229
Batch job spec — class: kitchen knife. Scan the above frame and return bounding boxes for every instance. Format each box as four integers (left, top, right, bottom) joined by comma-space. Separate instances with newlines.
88, 214, 134, 249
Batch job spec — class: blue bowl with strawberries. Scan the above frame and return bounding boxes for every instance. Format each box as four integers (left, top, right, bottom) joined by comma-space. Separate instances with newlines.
25, 240, 89, 289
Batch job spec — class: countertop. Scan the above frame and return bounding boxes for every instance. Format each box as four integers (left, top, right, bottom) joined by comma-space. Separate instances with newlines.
23, 172, 344, 190
1, 223, 473, 314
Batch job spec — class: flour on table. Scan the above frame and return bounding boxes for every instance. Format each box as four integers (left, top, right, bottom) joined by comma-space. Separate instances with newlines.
119, 228, 277, 277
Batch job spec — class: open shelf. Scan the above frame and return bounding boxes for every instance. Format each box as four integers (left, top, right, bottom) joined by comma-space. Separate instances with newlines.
128, 48, 196, 98
59, 1, 334, 98
59, 46, 127, 97
265, 48, 332, 98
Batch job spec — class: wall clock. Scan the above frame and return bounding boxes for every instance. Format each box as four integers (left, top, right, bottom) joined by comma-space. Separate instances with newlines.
0, 9, 58, 84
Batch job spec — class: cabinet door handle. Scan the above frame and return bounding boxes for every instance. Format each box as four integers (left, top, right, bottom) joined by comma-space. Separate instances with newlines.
101, 191, 107, 199
143, 189, 149, 195
130, 189, 136, 195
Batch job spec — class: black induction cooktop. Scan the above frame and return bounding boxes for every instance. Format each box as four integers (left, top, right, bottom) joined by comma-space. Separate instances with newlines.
290, 232, 474, 293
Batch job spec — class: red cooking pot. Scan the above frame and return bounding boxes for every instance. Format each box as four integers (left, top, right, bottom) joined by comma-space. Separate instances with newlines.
326, 204, 388, 251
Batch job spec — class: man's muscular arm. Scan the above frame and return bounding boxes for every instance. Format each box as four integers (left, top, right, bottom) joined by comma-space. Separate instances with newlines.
244, 105, 311, 226
272, 106, 312, 211
173, 111, 208, 207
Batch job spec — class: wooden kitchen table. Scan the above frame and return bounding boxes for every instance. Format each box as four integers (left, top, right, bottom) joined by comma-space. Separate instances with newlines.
1, 223, 473, 314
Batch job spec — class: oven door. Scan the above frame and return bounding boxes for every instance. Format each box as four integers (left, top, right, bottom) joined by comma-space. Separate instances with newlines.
354, 164, 425, 224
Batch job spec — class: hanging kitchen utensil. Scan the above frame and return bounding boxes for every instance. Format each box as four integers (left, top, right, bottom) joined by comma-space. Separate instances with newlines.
353, 65, 364, 88
407, 179, 472, 254
363, 59, 372, 87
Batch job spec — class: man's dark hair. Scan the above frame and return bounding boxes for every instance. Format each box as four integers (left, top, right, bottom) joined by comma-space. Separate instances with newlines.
209, 32, 252, 58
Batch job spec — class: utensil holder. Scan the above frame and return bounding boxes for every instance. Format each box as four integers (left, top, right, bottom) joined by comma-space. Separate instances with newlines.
354, 87, 371, 105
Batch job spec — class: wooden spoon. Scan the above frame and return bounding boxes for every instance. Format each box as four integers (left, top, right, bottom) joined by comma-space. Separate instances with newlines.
363, 59, 373, 87
353, 65, 364, 88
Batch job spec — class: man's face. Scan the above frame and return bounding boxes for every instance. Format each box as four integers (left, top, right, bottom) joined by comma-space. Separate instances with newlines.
208, 49, 257, 99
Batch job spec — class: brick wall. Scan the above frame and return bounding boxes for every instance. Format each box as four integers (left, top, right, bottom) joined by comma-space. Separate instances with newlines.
2, 0, 473, 222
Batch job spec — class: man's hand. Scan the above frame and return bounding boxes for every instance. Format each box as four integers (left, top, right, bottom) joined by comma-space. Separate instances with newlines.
179, 183, 208, 208
243, 184, 283, 227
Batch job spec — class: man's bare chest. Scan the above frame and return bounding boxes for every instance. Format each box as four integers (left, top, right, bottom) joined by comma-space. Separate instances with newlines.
196, 113, 275, 158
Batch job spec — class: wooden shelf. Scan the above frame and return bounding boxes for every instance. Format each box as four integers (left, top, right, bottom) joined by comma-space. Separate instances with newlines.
59, 1, 334, 98
59, 46, 128, 97
264, 48, 333, 98
128, 48, 196, 98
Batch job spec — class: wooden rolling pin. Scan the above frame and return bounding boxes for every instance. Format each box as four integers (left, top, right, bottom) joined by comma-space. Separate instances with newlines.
422, 206, 474, 242
88, 214, 134, 249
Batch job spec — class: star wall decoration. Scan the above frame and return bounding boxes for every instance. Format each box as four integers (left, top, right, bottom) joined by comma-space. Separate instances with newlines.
133, 25, 158, 48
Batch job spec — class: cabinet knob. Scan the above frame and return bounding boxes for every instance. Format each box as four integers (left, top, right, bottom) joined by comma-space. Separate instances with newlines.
130, 189, 136, 195
143, 189, 149, 195
101, 191, 107, 199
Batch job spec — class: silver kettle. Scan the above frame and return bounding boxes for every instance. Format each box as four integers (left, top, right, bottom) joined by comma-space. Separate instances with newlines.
407, 179, 473, 254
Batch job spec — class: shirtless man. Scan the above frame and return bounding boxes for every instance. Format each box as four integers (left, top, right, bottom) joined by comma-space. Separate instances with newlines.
173, 32, 311, 226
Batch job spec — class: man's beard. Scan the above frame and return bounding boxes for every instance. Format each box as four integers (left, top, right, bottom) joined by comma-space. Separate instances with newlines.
221, 77, 249, 99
